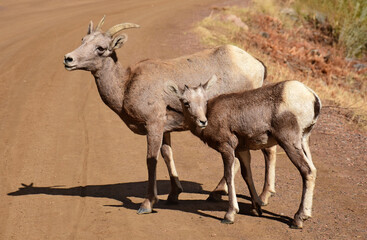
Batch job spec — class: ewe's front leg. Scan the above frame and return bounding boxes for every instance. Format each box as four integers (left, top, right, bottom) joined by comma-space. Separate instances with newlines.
207, 157, 240, 202
236, 150, 263, 216
137, 131, 163, 214
260, 146, 277, 205
161, 132, 183, 204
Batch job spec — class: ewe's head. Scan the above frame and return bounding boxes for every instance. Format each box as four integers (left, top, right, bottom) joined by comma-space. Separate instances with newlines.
166, 75, 217, 129
64, 16, 139, 72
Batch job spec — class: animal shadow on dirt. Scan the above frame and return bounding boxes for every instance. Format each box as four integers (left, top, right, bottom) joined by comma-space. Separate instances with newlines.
7, 181, 291, 225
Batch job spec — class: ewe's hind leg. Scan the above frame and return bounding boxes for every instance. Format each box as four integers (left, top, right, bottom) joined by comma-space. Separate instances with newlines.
280, 139, 316, 229
260, 146, 277, 206
207, 158, 240, 202
161, 132, 183, 204
235, 150, 263, 216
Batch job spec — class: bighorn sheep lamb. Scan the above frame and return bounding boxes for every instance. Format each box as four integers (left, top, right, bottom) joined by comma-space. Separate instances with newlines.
63, 16, 277, 215
166, 76, 321, 228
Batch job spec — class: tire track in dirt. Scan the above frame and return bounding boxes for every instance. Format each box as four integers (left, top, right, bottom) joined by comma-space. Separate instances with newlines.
69, 82, 93, 240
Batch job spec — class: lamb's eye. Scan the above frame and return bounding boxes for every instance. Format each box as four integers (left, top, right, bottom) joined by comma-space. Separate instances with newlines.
184, 102, 190, 108
96, 46, 105, 52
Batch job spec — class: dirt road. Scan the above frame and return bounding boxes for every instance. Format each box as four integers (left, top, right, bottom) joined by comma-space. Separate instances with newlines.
1, 0, 366, 239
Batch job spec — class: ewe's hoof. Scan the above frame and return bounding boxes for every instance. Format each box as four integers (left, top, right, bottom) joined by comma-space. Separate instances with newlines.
251, 206, 263, 217
137, 208, 152, 215
166, 194, 179, 205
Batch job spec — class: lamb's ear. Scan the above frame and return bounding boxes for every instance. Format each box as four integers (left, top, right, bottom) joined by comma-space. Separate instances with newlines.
164, 81, 182, 98
202, 74, 218, 91
110, 34, 128, 50
87, 21, 94, 34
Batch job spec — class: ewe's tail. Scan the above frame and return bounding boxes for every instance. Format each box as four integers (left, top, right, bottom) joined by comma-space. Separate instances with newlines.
256, 58, 268, 84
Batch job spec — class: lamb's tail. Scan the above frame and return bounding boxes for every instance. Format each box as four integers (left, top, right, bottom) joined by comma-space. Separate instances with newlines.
309, 87, 322, 122
302, 86, 322, 140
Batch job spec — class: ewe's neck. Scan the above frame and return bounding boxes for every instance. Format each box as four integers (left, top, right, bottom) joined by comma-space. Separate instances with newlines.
92, 54, 127, 114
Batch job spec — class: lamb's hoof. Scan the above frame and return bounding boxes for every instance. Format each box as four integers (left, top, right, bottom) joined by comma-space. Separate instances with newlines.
290, 213, 311, 229
166, 194, 179, 205
259, 192, 275, 206
290, 221, 303, 229
137, 207, 152, 215
206, 193, 223, 202
290, 217, 304, 229
221, 219, 234, 224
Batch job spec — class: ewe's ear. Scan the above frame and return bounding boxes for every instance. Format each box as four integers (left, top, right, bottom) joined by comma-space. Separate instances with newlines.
202, 74, 218, 91
164, 81, 182, 98
87, 21, 94, 34
110, 34, 128, 50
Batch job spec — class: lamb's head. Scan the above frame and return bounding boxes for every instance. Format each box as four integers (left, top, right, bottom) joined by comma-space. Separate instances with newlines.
64, 16, 139, 72
165, 75, 217, 129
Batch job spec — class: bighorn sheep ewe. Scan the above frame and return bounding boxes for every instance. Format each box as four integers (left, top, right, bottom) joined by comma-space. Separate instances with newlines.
166, 76, 321, 228
63, 16, 276, 214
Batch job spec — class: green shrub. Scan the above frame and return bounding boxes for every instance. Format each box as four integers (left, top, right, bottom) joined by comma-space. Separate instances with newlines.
293, 0, 367, 58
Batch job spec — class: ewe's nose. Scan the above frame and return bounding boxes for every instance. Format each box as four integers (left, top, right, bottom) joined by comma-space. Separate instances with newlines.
63, 55, 74, 65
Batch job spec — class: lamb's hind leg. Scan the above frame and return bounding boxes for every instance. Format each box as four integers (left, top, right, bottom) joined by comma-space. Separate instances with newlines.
259, 146, 277, 206
207, 157, 240, 202
236, 150, 263, 216
280, 139, 316, 229
161, 132, 183, 204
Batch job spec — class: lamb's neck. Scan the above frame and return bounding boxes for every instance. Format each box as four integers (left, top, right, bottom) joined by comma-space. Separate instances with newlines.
188, 122, 206, 141
92, 55, 128, 115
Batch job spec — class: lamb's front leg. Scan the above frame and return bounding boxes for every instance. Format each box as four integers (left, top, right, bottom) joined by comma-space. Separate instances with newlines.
220, 145, 239, 224
137, 129, 163, 214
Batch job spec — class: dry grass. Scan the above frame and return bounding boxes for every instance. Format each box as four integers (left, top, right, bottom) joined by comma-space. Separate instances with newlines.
196, 4, 367, 130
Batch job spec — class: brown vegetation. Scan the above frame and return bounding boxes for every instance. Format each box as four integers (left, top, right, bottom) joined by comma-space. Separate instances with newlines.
197, 4, 367, 130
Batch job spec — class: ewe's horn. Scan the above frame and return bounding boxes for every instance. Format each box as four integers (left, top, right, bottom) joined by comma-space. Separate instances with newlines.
106, 23, 140, 37
95, 15, 106, 31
